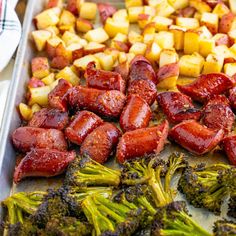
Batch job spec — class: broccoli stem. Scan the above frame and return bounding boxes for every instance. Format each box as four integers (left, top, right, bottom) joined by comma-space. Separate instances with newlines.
137, 196, 156, 215
3, 199, 17, 224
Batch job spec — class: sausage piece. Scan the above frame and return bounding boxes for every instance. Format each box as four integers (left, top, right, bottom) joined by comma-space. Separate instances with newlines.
67, 86, 126, 118
128, 79, 157, 105
222, 135, 236, 166
80, 122, 121, 164
169, 120, 224, 155
48, 79, 72, 111
85, 62, 126, 93
65, 111, 103, 145
202, 95, 235, 134
157, 92, 201, 124
229, 86, 236, 110
177, 73, 235, 103
14, 149, 75, 183
28, 108, 69, 130
129, 55, 157, 84
120, 95, 152, 132
12, 127, 67, 152
116, 120, 169, 163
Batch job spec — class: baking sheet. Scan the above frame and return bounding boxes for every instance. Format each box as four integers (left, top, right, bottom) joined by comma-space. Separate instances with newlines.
0, 0, 232, 233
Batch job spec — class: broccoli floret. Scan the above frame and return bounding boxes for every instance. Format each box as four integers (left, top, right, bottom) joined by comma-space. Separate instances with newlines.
2, 191, 46, 225
151, 201, 211, 236
65, 156, 121, 187
213, 220, 236, 236
81, 194, 142, 236
46, 216, 92, 236
228, 194, 236, 219
121, 152, 186, 207
32, 188, 70, 228
178, 163, 235, 215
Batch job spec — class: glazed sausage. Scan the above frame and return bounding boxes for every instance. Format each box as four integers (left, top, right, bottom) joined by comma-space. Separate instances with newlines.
80, 122, 121, 164
12, 127, 68, 152
28, 108, 69, 130
222, 135, 236, 166
177, 73, 235, 103
48, 79, 72, 111
157, 92, 201, 124
202, 95, 235, 134
116, 120, 169, 163
85, 62, 126, 93
98, 3, 117, 24
169, 120, 224, 155
120, 95, 152, 132
229, 87, 236, 110
129, 55, 157, 84
65, 111, 103, 145
67, 86, 126, 118
14, 148, 75, 183
114, 62, 129, 81
128, 79, 157, 105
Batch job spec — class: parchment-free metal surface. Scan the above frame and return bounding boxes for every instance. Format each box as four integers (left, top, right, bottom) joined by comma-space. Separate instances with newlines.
0, 0, 231, 233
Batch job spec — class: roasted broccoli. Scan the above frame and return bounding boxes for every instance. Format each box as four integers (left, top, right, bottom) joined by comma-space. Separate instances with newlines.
65, 156, 121, 187
121, 152, 186, 207
228, 193, 236, 219
178, 163, 236, 215
213, 220, 236, 236
45, 216, 92, 236
2, 191, 46, 225
82, 194, 142, 236
151, 201, 211, 236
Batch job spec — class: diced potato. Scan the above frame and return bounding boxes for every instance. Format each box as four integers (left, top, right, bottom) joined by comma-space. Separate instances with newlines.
58, 24, 75, 34
79, 2, 97, 20
58, 9, 76, 27
189, 0, 211, 13
104, 48, 120, 61
137, 14, 152, 29
76, 18, 93, 33
45, 26, 59, 36
168, 0, 188, 10
203, 54, 224, 74
113, 9, 128, 22
129, 42, 147, 55
19, 103, 32, 121
229, 29, 236, 44
155, 2, 175, 17
143, 6, 156, 17
67, 43, 84, 60
213, 3, 230, 18
110, 40, 129, 52
230, 43, 236, 55
154, 31, 174, 49
113, 33, 128, 43
145, 42, 162, 62
212, 33, 229, 46
159, 49, 178, 67
118, 52, 127, 64
125, 0, 143, 8
214, 45, 235, 59
128, 6, 143, 23
46, 0, 63, 9
143, 34, 155, 44
31, 57, 50, 79
199, 39, 215, 57
126, 53, 136, 64
179, 53, 205, 77
197, 25, 212, 39
49, 79, 60, 91
32, 30, 52, 51
34, 8, 59, 29
153, 16, 173, 31
74, 55, 100, 70
46, 36, 64, 58
200, 12, 219, 34
229, 0, 236, 14
184, 30, 201, 54
41, 73, 55, 85
128, 31, 143, 44
84, 28, 109, 44
28, 86, 51, 106
104, 18, 129, 38
84, 42, 106, 54
169, 25, 186, 51
31, 103, 42, 114
148, 0, 165, 7
94, 53, 114, 71
56, 66, 79, 85
62, 31, 81, 46
224, 63, 236, 76
176, 17, 199, 30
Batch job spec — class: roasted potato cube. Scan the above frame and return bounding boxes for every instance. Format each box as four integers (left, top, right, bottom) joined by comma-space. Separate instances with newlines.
137, 14, 152, 29
84, 42, 106, 54
67, 43, 84, 61
74, 55, 100, 70
76, 18, 93, 33
179, 53, 205, 77
129, 42, 147, 55
155, 2, 175, 17
153, 16, 173, 31
143, 6, 155, 17
79, 2, 97, 20
46, 36, 64, 58
19, 103, 32, 121
125, 0, 143, 8
145, 42, 162, 62
200, 12, 219, 34
203, 54, 224, 74
113, 33, 128, 43
169, 25, 186, 51
58, 9, 76, 27
212, 3, 230, 18
199, 38, 215, 57
128, 6, 143, 23
229, 0, 236, 14
56, 66, 79, 85
176, 17, 199, 29
104, 18, 129, 38
46, 0, 63, 9
168, 0, 188, 10
154, 31, 174, 49
32, 30, 52, 51
189, 0, 211, 13
184, 30, 201, 54
61, 31, 81, 46
84, 27, 109, 43
94, 53, 114, 71
128, 31, 143, 44
159, 49, 178, 67
41, 73, 55, 85
214, 45, 234, 59
224, 63, 236, 76
28, 86, 51, 106
31, 57, 50, 79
